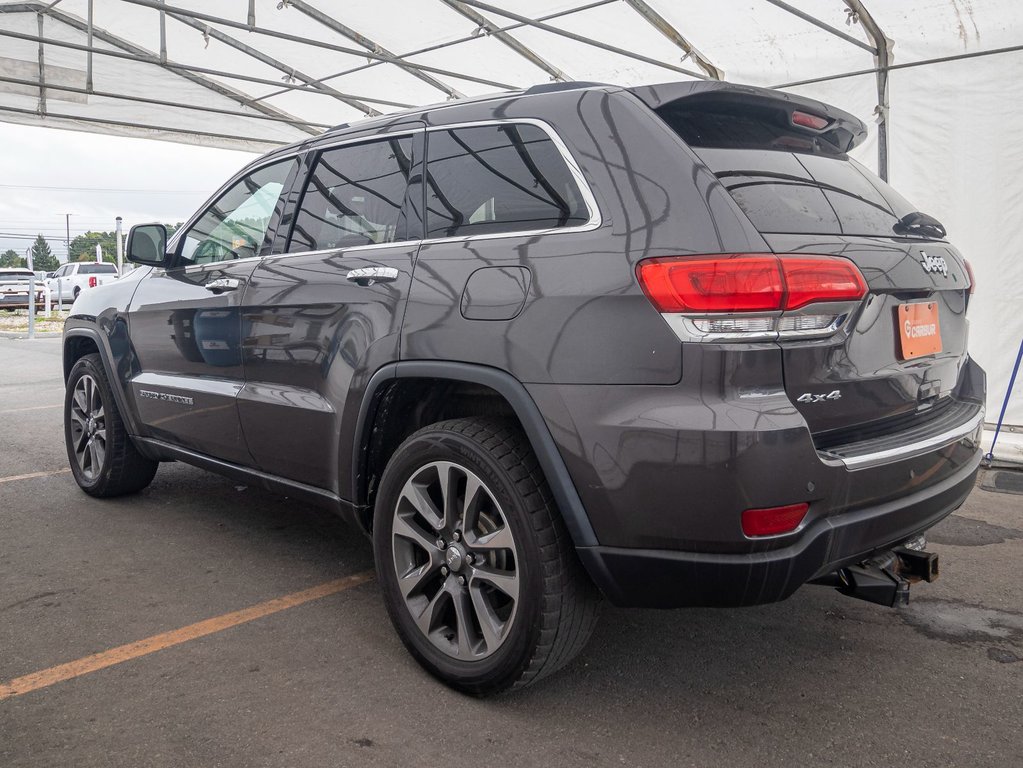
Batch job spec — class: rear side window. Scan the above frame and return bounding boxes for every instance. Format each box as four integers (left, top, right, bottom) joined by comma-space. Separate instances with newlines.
424, 123, 589, 239
289, 135, 413, 252
79, 263, 117, 274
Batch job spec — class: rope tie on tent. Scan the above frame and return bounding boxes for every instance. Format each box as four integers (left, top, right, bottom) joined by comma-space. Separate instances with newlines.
281, 69, 297, 84
202, 25, 210, 49
984, 338, 1023, 466
845, 9, 860, 26
276, 0, 292, 9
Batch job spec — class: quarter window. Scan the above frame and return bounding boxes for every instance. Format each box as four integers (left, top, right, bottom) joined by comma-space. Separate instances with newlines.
288, 136, 414, 252
424, 123, 589, 239
179, 159, 296, 266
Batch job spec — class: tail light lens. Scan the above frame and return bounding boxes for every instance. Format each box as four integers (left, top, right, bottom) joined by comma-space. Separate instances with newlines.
741, 503, 809, 537
963, 258, 975, 295
88, 276, 98, 288
637, 254, 867, 342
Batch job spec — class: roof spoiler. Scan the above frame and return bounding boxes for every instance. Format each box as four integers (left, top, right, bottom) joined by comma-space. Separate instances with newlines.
629, 81, 868, 154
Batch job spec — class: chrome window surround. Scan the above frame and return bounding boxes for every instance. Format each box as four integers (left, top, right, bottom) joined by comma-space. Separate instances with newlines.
167, 118, 603, 271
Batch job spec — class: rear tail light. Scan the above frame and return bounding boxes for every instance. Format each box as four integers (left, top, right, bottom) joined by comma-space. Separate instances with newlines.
963, 258, 975, 295
637, 254, 866, 342
88, 276, 97, 288
741, 503, 809, 537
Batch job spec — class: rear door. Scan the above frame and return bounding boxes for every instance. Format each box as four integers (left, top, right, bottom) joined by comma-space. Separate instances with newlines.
127, 157, 299, 464
238, 129, 422, 492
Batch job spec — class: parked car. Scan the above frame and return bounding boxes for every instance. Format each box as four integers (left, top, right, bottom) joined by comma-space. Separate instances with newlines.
62, 81, 984, 694
47, 261, 120, 303
0, 267, 45, 310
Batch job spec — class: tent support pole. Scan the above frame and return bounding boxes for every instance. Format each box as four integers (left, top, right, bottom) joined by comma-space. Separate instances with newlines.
85, 0, 92, 91
439, 0, 570, 83
622, 0, 722, 79
844, 0, 893, 181
36, 12, 46, 114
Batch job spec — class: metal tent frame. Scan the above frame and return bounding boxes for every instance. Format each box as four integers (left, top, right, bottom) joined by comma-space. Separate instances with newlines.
1, 1, 1021, 165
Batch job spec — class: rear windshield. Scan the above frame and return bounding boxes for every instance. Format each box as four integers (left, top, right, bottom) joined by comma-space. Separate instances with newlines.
79, 263, 118, 274
657, 108, 931, 239
0, 272, 31, 282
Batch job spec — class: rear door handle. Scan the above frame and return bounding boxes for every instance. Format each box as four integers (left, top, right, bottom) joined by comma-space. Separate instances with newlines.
204, 278, 241, 293
346, 267, 399, 286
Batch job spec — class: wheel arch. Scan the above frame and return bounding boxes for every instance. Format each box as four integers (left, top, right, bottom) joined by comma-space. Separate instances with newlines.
351, 361, 598, 548
63, 326, 146, 442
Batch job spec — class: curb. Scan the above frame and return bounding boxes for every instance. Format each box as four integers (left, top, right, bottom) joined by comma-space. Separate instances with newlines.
0, 331, 63, 339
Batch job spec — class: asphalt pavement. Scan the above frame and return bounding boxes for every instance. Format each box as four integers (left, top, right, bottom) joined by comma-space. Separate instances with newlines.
1, 336, 1021, 767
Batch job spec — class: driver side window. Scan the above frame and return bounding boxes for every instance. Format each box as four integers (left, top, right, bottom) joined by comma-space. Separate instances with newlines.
179, 159, 297, 266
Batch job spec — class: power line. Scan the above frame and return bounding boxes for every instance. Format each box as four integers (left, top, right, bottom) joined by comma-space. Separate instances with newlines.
0, 183, 210, 194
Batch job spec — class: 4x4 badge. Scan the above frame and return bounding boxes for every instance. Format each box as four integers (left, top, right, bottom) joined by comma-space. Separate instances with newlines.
797, 390, 841, 404
919, 251, 948, 277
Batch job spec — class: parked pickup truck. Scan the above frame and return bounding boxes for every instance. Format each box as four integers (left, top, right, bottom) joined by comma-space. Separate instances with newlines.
47, 262, 120, 303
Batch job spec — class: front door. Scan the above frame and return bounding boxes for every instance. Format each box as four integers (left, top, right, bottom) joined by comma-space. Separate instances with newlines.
127, 157, 299, 465
239, 131, 422, 493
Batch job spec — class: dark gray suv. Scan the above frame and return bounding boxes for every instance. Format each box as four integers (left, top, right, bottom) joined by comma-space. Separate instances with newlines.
62, 81, 985, 694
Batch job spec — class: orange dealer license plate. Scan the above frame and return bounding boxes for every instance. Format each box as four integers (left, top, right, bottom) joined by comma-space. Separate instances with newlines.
897, 302, 942, 360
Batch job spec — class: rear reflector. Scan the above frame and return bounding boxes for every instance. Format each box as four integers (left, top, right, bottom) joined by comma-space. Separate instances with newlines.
964, 258, 976, 295
637, 254, 866, 314
741, 503, 809, 537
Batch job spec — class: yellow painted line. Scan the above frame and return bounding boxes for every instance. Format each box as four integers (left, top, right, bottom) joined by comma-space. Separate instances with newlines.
0, 572, 374, 701
0, 404, 62, 414
0, 469, 71, 484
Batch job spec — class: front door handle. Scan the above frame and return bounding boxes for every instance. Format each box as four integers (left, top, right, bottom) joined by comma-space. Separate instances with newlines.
204, 277, 241, 293
346, 267, 399, 287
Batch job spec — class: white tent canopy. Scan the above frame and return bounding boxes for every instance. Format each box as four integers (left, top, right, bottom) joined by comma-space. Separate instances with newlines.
2, 0, 1021, 443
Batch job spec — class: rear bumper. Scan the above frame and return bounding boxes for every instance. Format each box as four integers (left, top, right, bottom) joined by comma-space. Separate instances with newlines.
577, 448, 980, 607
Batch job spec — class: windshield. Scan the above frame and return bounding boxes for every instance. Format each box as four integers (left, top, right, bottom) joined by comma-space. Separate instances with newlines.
0, 272, 32, 282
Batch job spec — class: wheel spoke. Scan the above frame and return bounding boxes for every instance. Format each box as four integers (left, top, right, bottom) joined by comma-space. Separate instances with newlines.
88, 439, 103, 475
397, 561, 435, 599
469, 583, 504, 651
437, 462, 460, 532
468, 524, 515, 553
73, 385, 88, 416
471, 565, 520, 603
399, 481, 443, 531
414, 586, 448, 637
450, 587, 477, 657
393, 513, 441, 555
460, 474, 483, 534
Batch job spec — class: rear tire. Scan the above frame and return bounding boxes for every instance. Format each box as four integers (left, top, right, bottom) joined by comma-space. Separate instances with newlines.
373, 418, 600, 695
64, 353, 158, 497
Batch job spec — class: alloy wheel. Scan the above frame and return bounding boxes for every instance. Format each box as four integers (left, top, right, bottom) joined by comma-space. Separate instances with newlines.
391, 460, 520, 661
69, 373, 106, 482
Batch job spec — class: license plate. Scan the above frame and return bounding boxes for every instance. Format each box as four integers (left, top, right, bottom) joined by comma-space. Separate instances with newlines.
897, 302, 942, 360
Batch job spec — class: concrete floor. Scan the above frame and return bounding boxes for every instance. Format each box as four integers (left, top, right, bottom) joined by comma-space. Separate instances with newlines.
1, 336, 1021, 767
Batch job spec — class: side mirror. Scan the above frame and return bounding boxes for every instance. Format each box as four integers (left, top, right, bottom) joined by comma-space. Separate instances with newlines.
126, 224, 169, 267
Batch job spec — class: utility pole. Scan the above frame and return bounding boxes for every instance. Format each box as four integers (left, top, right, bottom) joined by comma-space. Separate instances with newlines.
115, 216, 123, 276
63, 212, 72, 263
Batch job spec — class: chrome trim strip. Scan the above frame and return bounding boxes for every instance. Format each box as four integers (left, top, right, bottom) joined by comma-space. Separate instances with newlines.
827, 409, 984, 470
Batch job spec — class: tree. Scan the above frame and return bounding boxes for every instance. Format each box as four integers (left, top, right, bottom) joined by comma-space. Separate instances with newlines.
30, 235, 59, 272
70, 231, 118, 263
0, 249, 26, 268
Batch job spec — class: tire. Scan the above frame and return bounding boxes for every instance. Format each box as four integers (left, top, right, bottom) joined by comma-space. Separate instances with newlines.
73, 286, 81, 300
373, 418, 600, 695
64, 353, 158, 497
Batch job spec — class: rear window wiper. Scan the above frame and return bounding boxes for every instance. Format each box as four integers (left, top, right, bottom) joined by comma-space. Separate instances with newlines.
893, 211, 946, 239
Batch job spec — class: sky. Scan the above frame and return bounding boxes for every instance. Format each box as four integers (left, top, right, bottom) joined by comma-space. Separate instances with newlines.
0, 122, 257, 262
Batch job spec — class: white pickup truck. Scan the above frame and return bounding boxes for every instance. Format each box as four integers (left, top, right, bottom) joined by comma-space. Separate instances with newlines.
46, 262, 120, 303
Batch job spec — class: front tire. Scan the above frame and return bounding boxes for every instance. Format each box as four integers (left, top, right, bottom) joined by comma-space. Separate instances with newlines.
65, 353, 158, 497
373, 418, 600, 695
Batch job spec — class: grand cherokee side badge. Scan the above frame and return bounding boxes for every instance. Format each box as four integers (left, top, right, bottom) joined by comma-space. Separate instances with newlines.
919, 251, 948, 277
797, 390, 841, 404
